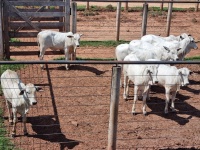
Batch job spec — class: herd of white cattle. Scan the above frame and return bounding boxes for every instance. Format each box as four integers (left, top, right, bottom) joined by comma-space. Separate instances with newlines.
116, 33, 199, 116
0, 31, 199, 137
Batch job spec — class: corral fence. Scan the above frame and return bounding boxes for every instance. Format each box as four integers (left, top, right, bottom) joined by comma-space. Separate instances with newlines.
1, 60, 200, 149
0, 0, 200, 60
72, 0, 200, 40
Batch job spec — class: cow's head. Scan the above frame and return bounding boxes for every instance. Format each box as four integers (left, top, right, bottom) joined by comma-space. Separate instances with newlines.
162, 46, 179, 61
178, 67, 192, 86
73, 33, 83, 47
19, 83, 42, 106
146, 64, 159, 85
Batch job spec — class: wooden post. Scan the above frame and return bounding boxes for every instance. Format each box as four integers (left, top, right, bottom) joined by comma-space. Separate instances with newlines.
166, 0, 173, 36
0, 0, 4, 59
108, 66, 121, 150
116, 2, 121, 41
86, 1, 89, 10
65, 0, 70, 32
195, 0, 199, 12
3, 0, 10, 59
71, 2, 77, 33
141, 3, 148, 37
125, 2, 128, 12
160, 0, 164, 11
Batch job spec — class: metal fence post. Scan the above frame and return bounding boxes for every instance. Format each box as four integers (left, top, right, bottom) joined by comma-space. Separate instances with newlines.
108, 66, 121, 150
195, 0, 199, 12
71, 2, 77, 33
116, 2, 121, 41
65, 0, 70, 32
141, 3, 148, 37
0, 0, 4, 60
166, 0, 173, 36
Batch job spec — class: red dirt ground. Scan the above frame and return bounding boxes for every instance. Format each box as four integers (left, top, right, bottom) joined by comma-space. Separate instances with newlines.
1, 8, 200, 150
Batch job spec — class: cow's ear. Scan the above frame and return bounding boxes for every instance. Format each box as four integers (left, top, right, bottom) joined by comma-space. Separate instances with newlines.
80, 34, 83, 37
35, 86, 43, 92
19, 89, 25, 95
163, 46, 170, 52
67, 35, 74, 38
180, 35, 184, 40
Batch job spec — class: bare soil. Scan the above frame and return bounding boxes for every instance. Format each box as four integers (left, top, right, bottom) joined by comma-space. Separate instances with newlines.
1, 9, 200, 150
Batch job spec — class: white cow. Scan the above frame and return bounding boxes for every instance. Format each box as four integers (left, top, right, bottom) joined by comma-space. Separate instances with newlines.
115, 41, 179, 63
128, 40, 180, 61
141, 33, 190, 43
37, 30, 83, 70
123, 54, 159, 115
1, 69, 42, 137
115, 43, 129, 63
177, 36, 198, 60
150, 65, 192, 114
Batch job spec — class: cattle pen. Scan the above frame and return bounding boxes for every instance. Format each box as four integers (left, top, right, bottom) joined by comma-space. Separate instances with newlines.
0, 60, 200, 150
0, 0, 200, 150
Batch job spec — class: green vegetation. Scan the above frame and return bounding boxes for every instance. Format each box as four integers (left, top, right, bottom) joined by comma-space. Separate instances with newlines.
0, 109, 15, 150
54, 56, 115, 61
9, 38, 20, 43
77, 4, 193, 12
80, 40, 129, 47
184, 56, 200, 61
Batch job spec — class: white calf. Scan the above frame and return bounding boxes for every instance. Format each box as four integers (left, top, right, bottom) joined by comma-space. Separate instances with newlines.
37, 30, 83, 70
123, 54, 159, 115
153, 65, 192, 114
1, 69, 42, 137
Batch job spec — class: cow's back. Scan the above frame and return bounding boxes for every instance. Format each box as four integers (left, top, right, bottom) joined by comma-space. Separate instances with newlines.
1, 70, 21, 102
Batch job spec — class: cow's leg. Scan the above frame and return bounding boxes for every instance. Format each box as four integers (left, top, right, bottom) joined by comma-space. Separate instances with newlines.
132, 85, 138, 115
142, 86, 149, 115
64, 49, 70, 70
123, 75, 128, 100
11, 108, 17, 137
22, 114, 28, 135
6, 100, 13, 124
39, 47, 46, 69
164, 87, 170, 114
170, 91, 177, 112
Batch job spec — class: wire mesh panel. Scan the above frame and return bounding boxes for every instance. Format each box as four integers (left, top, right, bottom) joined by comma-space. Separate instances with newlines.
0, 62, 200, 149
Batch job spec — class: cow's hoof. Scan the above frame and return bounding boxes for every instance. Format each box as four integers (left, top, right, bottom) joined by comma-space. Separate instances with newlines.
132, 112, 136, 115
11, 133, 15, 138
24, 132, 28, 136
143, 111, 147, 116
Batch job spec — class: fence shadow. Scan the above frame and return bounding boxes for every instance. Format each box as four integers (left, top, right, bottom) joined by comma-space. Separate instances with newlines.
47, 64, 108, 75
27, 115, 80, 149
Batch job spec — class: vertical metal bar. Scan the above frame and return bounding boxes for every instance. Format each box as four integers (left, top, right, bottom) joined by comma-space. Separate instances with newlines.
71, 2, 77, 33
108, 66, 121, 150
0, 0, 4, 59
3, 0, 10, 59
141, 3, 148, 37
125, 2, 128, 12
116, 2, 121, 41
160, 0, 164, 11
86, 1, 89, 10
64, 0, 70, 32
195, 0, 199, 12
166, 0, 173, 36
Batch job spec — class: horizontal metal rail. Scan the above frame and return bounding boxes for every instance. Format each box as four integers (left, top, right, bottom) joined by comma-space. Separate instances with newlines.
72, 0, 200, 3
0, 60, 200, 65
